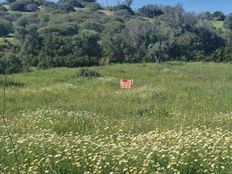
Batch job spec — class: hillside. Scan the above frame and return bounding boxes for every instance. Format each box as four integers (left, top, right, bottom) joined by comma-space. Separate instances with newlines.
1, 0, 232, 74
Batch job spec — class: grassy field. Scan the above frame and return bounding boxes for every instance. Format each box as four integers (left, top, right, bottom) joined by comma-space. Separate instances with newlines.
0, 62, 232, 173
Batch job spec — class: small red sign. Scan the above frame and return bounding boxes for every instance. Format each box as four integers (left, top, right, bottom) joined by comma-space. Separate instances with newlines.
120, 79, 133, 89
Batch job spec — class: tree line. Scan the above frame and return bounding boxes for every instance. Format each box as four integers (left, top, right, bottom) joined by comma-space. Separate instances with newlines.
1, 0, 232, 73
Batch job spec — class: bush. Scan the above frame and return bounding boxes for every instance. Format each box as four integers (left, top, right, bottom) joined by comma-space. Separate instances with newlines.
25, 4, 39, 12
111, 5, 134, 15
0, 19, 13, 37
86, 3, 101, 11
77, 68, 101, 78
79, 20, 104, 33
0, 54, 23, 74
64, 56, 100, 67
138, 4, 163, 18
59, 4, 75, 12
10, 2, 26, 11
36, 55, 100, 69
39, 24, 77, 36
58, 0, 84, 8
115, 9, 131, 18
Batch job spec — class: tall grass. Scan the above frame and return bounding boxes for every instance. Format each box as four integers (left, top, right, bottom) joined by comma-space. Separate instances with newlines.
1, 62, 232, 173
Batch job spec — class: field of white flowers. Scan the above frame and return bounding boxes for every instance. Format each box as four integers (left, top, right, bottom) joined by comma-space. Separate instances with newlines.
1, 63, 232, 173
0, 108, 232, 174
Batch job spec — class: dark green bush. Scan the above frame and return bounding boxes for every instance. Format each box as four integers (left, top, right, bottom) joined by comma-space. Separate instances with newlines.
10, 2, 26, 11
111, 5, 134, 15
77, 68, 101, 79
0, 54, 23, 74
138, 4, 163, 18
25, 4, 39, 12
0, 19, 13, 37
59, 4, 75, 12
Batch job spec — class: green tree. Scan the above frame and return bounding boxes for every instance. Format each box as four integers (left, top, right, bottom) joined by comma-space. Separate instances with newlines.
174, 32, 203, 60
21, 25, 42, 56
213, 11, 225, 21
42, 34, 72, 57
76, 29, 102, 59
10, 1, 26, 11
102, 20, 127, 63
148, 41, 169, 62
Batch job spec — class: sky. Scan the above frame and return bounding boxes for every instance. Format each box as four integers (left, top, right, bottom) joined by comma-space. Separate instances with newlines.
0, 0, 231, 14
98, 0, 232, 14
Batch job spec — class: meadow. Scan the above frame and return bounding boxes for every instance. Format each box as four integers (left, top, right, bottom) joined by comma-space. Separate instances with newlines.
0, 62, 232, 173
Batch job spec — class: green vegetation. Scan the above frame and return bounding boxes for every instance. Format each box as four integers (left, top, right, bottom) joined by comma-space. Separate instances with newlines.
0, 19, 13, 37
1, 63, 232, 173
1, 0, 232, 73
212, 20, 230, 33
1, 0, 232, 173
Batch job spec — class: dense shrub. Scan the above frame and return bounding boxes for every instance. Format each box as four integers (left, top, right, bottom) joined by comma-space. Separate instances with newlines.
25, 4, 39, 12
39, 24, 77, 36
10, 2, 26, 11
59, 4, 75, 12
63, 55, 100, 67
58, 0, 84, 8
77, 68, 101, 78
0, 19, 13, 37
138, 4, 163, 18
37, 55, 100, 69
79, 20, 104, 32
0, 54, 23, 74
111, 5, 134, 15
11, 1, 40, 12
86, 3, 101, 11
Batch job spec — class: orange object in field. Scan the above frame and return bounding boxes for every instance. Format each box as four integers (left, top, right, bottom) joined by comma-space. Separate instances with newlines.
120, 79, 133, 89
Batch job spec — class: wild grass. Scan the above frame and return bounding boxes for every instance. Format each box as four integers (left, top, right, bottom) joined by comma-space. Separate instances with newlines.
1, 62, 232, 173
